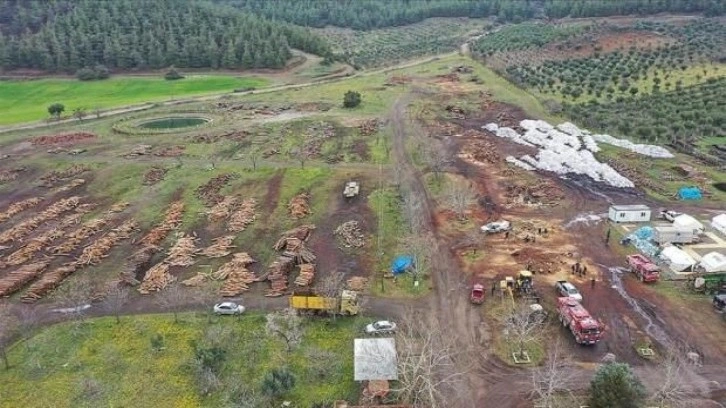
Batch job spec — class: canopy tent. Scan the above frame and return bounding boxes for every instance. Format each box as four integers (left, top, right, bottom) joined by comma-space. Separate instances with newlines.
659, 246, 697, 272
672, 214, 704, 234
700, 252, 726, 273
711, 214, 726, 236
354, 338, 398, 381
678, 186, 702, 200
391, 256, 413, 275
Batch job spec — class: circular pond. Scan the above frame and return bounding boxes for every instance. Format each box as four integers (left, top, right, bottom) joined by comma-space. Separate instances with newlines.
139, 117, 210, 130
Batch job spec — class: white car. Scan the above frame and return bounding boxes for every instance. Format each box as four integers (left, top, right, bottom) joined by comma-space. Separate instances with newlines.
213, 302, 245, 315
481, 220, 511, 234
365, 320, 397, 335
659, 210, 683, 222
555, 281, 583, 302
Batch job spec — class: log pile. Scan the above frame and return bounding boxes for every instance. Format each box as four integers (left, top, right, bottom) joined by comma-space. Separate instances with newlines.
124, 144, 152, 157
0, 197, 43, 223
181, 273, 208, 287
143, 167, 168, 185
0, 196, 81, 245
4, 225, 65, 266
0, 167, 26, 183
138, 201, 184, 246
0, 262, 49, 297
196, 173, 238, 206
76, 220, 138, 265
30, 132, 95, 146
213, 252, 258, 296
212, 252, 256, 280
39, 165, 90, 187
334, 221, 365, 248
165, 233, 199, 267
21, 264, 77, 302
503, 181, 564, 207
274, 237, 316, 263
293, 263, 315, 286
200, 235, 235, 258
138, 263, 174, 294
153, 145, 185, 157
459, 140, 500, 165
227, 198, 257, 232
265, 256, 295, 297
50, 215, 114, 255
54, 178, 86, 193
108, 202, 130, 213
288, 193, 311, 218
206, 196, 238, 223
276, 224, 316, 243
358, 119, 381, 136
346, 276, 369, 291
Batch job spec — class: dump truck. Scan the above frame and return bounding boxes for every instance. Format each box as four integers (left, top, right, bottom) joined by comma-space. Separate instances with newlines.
653, 226, 700, 245
627, 254, 660, 283
289, 290, 360, 315
556, 297, 604, 345
343, 181, 360, 199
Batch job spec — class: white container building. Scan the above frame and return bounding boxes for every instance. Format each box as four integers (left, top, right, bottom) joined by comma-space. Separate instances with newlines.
608, 204, 651, 223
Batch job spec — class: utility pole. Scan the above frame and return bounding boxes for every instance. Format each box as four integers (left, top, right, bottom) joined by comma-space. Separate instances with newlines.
377, 162, 385, 293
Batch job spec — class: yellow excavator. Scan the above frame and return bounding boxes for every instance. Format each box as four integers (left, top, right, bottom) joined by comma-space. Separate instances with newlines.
499, 270, 536, 305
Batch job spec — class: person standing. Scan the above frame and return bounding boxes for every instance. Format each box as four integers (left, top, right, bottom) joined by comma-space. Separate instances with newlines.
591, 277, 596, 288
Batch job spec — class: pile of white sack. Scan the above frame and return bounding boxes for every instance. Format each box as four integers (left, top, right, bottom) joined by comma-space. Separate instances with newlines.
482, 120, 676, 188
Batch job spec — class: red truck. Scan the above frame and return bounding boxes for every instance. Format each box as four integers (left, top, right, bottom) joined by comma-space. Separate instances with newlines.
470, 283, 485, 305
557, 297, 604, 345
626, 254, 660, 283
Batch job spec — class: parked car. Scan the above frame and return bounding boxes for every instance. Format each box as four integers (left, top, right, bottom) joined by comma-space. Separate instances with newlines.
481, 220, 511, 234
714, 293, 726, 312
555, 280, 583, 302
213, 302, 245, 315
659, 209, 683, 222
365, 320, 397, 335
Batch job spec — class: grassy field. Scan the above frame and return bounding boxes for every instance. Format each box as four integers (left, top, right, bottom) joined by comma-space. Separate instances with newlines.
0, 313, 362, 407
0, 75, 268, 125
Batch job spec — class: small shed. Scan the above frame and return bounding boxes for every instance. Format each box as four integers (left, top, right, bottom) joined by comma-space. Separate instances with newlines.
711, 214, 726, 236
608, 205, 651, 223
354, 338, 398, 382
678, 186, 702, 200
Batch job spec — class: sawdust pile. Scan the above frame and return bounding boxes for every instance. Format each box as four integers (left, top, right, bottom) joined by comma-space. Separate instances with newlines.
227, 198, 257, 232
0, 196, 81, 245
200, 235, 235, 258
206, 196, 238, 223
288, 193, 311, 218
0, 197, 43, 223
334, 221, 365, 248
0, 262, 49, 297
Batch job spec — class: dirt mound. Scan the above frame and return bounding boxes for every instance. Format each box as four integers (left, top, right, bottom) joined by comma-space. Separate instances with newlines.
288, 193, 311, 218
30, 132, 95, 146
143, 167, 168, 185
196, 173, 238, 206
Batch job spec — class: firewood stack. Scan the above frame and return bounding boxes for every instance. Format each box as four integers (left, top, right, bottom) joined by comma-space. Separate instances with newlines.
346, 276, 369, 291
165, 233, 200, 267
212, 252, 256, 280
76, 220, 138, 265
227, 198, 257, 232
0, 197, 43, 223
0, 262, 50, 297
138, 201, 184, 246
138, 263, 174, 294
265, 256, 296, 297
214, 252, 258, 297
206, 196, 238, 223
334, 220, 366, 248
0, 196, 81, 245
181, 273, 208, 287
200, 235, 235, 258
288, 193, 311, 218
50, 215, 114, 255
20, 264, 75, 302
294, 263, 315, 286
108, 202, 130, 213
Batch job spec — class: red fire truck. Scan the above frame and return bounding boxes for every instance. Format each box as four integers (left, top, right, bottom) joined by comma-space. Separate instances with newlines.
626, 254, 660, 283
557, 297, 604, 345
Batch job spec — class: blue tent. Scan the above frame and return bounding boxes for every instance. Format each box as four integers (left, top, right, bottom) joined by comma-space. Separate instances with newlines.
678, 187, 702, 200
391, 256, 414, 275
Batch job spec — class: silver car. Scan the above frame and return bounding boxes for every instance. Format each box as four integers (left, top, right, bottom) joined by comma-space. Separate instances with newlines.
213, 302, 245, 315
365, 320, 397, 335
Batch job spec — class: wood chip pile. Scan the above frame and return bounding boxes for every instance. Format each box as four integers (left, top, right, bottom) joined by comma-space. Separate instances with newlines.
227, 198, 257, 232
294, 263, 315, 286
206, 196, 238, 223
39, 165, 90, 187
76, 220, 138, 265
195, 173, 238, 206
138, 201, 184, 246
20, 264, 76, 302
0, 197, 43, 223
288, 193, 311, 218
165, 233, 200, 267
0, 262, 49, 297
143, 167, 168, 185
334, 221, 365, 248
0, 196, 81, 245
200, 235, 235, 258
346, 276, 369, 291
138, 263, 174, 294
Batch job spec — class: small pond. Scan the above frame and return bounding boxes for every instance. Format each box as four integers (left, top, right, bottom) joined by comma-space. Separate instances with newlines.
139, 117, 209, 129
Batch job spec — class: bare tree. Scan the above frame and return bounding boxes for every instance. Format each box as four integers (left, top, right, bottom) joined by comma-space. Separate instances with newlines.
93, 106, 102, 119
0, 302, 19, 369
247, 146, 262, 171
401, 188, 425, 234
649, 348, 692, 408
72, 107, 87, 122
422, 141, 451, 180
316, 270, 346, 318
102, 286, 130, 324
265, 308, 304, 353
529, 342, 577, 407
443, 181, 476, 221
504, 302, 544, 362
16, 306, 41, 349
399, 232, 436, 281
288, 133, 314, 169
56, 278, 93, 323
393, 309, 471, 408
155, 283, 186, 323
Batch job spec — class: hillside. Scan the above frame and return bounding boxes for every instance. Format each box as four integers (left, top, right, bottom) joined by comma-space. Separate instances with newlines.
0, 0, 329, 72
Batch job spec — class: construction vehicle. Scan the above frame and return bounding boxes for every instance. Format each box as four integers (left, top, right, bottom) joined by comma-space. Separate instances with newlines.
470, 283, 485, 304
343, 181, 360, 199
499, 271, 539, 302
556, 297, 604, 345
289, 290, 360, 315
627, 254, 660, 283
691, 273, 726, 295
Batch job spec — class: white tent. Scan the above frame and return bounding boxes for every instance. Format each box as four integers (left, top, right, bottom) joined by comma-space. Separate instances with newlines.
660, 246, 697, 272
672, 214, 704, 234
711, 214, 726, 236
700, 252, 726, 273
354, 338, 398, 381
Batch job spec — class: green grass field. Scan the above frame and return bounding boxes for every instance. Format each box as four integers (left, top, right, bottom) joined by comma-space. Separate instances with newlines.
0, 75, 268, 125
0, 313, 361, 407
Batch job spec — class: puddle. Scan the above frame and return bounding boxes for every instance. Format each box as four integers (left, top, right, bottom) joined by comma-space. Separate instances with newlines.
603, 265, 672, 347
564, 213, 605, 229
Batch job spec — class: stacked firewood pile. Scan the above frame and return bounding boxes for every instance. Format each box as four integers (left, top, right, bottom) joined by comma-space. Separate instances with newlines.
217, 252, 258, 297
50, 215, 114, 255
265, 225, 317, 296
346, 276, 369, 291
196, 173, 238, 206
0, 197, 43, 223
265, 256, 296, 297
288, 193, 311, 218
206, 196, 238, 222
181, 273, 207, 287
0, 262, 49, 297
77, 220, 138, 265
165, 233, 200, 267
143, 167, 168, 185
200, 235, 235, 258
334, 221, 365, 248
4, 224, 66, 266
459, 140, 500, 165
138, 263, 174, 294
0, 196, 81, 245
294, 263, 315, 286
20, 264, 76, 302
227, 198, 257, 232
39, 165, 90, 187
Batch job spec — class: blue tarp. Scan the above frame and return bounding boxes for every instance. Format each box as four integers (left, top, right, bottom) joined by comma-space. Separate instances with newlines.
678, 186, 702, 200
626, 226, 659, 258
391, 256, 414, 275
